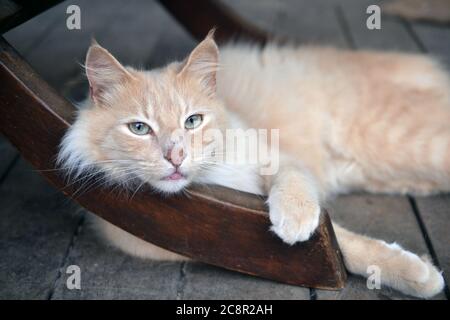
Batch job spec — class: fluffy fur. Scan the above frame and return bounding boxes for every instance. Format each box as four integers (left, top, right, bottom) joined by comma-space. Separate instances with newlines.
58, 33, 449, 298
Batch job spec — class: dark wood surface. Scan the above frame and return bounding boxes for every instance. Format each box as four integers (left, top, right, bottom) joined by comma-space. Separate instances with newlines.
1, 0, 449, 299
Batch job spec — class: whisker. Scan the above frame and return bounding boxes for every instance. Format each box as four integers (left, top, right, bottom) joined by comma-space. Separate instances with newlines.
70, 167, 141, 199
37, 159, 148, 173
128, 179, 147, 202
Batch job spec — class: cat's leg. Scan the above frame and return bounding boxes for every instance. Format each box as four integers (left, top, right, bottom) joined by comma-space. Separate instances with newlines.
334, 223, 444, 298
266, 164, 321, 244
87, 213, 188, 261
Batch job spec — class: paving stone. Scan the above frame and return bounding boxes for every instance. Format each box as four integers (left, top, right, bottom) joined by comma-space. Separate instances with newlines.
415, 195, 450, 297
51, 218, 182, 299
181, 262, 310, 300
0, 159, 81, 299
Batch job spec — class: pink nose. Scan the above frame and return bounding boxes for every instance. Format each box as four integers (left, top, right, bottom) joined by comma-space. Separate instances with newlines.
164, 146, 186, 167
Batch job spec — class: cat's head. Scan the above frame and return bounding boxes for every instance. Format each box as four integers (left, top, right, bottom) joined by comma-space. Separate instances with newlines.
58, 32, 227, 194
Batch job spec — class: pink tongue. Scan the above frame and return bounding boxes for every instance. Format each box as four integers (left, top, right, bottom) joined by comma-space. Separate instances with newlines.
168, 172, 183, 180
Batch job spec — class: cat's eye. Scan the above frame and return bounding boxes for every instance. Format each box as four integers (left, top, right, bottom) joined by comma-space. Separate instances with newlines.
128, 122, 151, 135
185, 114, 203, 130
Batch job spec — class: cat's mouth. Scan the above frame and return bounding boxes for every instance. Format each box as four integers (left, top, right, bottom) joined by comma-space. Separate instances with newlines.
163, 170, 186, 181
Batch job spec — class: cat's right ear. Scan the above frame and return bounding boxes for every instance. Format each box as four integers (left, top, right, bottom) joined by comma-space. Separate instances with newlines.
85, 42, 133, 106
177, 30, 219, 98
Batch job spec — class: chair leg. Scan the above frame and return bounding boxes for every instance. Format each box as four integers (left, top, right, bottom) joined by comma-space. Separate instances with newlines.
157, 0, 271, 44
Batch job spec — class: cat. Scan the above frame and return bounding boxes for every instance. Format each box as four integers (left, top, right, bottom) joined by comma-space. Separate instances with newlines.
58, 31, 449, 298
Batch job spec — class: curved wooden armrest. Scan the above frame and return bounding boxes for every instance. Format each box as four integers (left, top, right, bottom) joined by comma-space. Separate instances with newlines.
0, 36, 345, 289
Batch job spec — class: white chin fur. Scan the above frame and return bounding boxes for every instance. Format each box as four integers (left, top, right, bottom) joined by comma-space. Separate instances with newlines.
150, 178, 190, 194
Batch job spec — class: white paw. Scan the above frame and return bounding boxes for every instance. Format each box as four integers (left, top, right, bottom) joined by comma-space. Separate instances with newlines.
400, 255, 445, 299
384, 246, 445, 298
268, 197, 320, 245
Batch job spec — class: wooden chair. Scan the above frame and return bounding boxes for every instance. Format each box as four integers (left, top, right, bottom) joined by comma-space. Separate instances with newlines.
0, 0, 346, 290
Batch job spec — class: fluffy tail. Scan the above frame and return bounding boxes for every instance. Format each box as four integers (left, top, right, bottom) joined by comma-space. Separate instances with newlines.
333, 223, 444, 298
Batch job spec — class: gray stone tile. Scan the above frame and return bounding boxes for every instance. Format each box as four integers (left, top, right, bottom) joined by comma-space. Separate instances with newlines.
51, 219, 182, 299
415, 195, 450, 298
0, 159, 81, 299
181, 262, 310, 300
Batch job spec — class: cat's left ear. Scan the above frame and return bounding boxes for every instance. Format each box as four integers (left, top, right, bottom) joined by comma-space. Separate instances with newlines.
178, 30, 219, 97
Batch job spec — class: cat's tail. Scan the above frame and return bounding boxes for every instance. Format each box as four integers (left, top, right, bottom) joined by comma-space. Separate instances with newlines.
333, 223, 444, 298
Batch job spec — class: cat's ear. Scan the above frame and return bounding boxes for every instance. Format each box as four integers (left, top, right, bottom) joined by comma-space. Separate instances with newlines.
85, 41, 133, 106
178, 30, 219, 97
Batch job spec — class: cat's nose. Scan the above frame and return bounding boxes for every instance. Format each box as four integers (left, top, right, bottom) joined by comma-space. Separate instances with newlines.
164, 146, 186, 167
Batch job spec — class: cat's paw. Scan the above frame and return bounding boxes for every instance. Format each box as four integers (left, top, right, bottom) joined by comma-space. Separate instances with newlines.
268, 196, 320, 245
396, 254, 444, 299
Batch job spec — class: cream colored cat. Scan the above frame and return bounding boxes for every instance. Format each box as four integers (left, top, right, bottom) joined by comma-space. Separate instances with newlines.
58, 32, 449, 298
